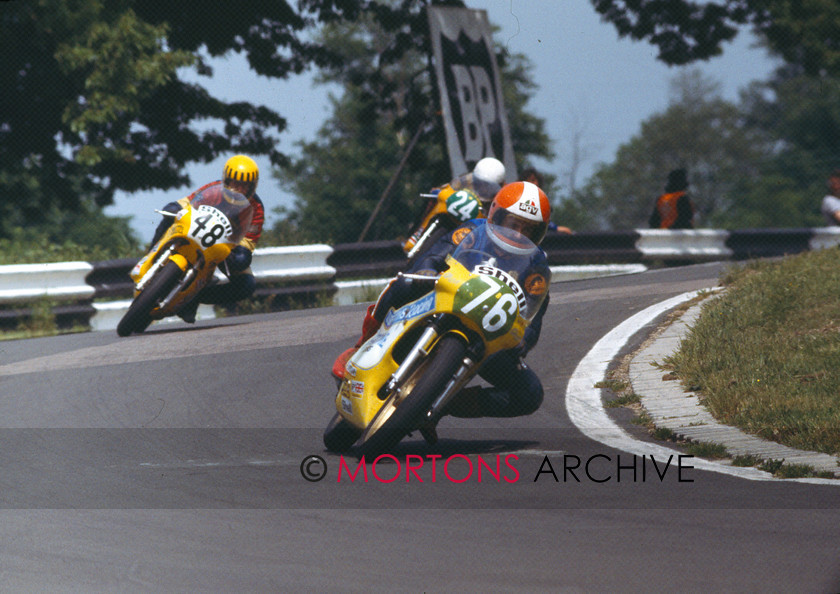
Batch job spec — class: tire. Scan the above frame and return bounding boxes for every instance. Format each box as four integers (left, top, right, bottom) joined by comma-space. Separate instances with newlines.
360, 333, 467, 457
323, 412, 363, 453
117, 259, 183, 337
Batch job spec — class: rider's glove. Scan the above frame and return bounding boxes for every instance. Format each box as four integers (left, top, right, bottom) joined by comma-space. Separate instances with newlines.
226, 245, 252, 273
428, 254, 449, 273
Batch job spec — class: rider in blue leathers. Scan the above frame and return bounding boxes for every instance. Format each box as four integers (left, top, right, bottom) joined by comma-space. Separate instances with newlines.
333, 182, 552, 432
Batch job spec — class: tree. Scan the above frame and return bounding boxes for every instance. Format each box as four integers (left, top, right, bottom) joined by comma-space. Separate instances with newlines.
591, 0, 840, 76
270, 2, 554, 244
564, 70, 769, 230
0, 0, 364, 245
726, 64, 840, 227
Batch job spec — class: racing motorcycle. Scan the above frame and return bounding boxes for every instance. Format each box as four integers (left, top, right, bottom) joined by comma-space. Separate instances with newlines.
403, 175, 500, 264
324, 223, 549, 455
116, 186, 253, 337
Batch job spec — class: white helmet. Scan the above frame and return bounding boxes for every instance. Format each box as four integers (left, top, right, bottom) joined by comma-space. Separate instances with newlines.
473, 157, 506, 185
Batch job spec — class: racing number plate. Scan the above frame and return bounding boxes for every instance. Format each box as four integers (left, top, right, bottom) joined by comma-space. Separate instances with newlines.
445, 189, 481, 221
454, 265, 525, 339
189, 205, 234, 248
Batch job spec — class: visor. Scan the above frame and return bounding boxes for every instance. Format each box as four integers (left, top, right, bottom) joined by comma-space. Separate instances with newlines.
489, 208, 547, 245
225, 178, 256, 199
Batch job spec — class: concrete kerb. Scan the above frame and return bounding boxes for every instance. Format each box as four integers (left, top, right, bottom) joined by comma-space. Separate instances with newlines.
629, 296, 840, 478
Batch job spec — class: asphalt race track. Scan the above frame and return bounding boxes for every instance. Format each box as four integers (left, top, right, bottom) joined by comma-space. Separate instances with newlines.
0, 262, 838, 591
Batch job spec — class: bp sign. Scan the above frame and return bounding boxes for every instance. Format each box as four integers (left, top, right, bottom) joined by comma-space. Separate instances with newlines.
427, 6, 517, 182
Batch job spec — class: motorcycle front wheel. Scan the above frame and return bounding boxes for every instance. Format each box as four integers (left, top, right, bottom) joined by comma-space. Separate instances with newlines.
117, 259, 183, 337
359, 333, 468, 457
323, 412, 364, 453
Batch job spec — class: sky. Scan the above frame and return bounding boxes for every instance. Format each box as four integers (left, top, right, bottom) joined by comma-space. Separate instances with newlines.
105, 0, 779, 243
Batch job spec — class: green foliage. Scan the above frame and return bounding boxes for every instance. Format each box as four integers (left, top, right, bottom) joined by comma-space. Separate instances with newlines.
585, 2, 840, 231
495, 48, 557, 194
736, 67, 840, 225
0, 0, 363, 242
557, 63, 840, 230
19, 298, 57, 334
0, 210, 141, 265
271, 1, 554, 244
592, 0, 840, 77
683, 441, 728, 459
723, 173, 823, 228
670, 247, 840, 455
57, 9, 195, 168
276, 89, 422, 244
564, 70, 769, 230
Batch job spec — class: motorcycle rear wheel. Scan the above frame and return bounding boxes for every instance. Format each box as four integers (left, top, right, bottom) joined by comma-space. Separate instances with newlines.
117, 259, 183, 337
323, 412, 364, 453
360, 333, 467, 457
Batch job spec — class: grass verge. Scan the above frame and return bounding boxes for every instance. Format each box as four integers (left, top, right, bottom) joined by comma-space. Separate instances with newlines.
667, 247, 840, 456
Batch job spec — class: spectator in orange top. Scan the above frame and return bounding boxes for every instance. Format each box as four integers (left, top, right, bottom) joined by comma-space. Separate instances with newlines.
649, 168, 695, 229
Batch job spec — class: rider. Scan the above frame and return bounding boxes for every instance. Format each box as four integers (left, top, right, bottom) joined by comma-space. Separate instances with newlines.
333, 181, 552, 438
150, 155, 265, 322
405, 156, 506, 256
437, 156, 506, 210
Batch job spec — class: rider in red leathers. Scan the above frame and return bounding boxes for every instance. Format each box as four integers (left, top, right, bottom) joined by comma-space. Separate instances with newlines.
150, 155, 265, 322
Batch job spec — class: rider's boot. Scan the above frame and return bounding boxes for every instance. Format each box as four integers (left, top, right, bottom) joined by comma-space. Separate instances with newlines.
177, 299, 199, 324
419, 421, 439, 445
331, 304, 380, 380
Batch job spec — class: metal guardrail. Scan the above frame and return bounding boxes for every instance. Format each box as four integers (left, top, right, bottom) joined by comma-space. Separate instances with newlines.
0, 262, 95, 304
1, 228, 839, 332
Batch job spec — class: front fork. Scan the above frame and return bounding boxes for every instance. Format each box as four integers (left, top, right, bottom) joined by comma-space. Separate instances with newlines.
158, 266, 197, 311
377, 314, 484, 422
135, 245, 175, 293
423, 344, 482, 425
135, 242, 200, 312
406, 217, 440, 260
378, 322, 441, 400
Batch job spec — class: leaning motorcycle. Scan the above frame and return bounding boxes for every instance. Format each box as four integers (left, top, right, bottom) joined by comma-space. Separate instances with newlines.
116, 186, 253, 337
403, 175, 500, 264
324, 223, 549, 455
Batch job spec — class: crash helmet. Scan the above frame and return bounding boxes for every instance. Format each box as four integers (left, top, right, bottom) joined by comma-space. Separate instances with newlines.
487, 181, 550, 246
473, 157, 506, 185
223, 155, 259, 199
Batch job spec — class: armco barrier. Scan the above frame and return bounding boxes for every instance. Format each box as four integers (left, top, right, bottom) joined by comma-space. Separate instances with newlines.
250, 245, 335, 282
0, 262, 95, 304
332, 263, 649, 306
726, 228, 815, 260
636, 229, 732, 262
1, 228, 839, 332
327, 240, 408, 279
542, 229, 642, 264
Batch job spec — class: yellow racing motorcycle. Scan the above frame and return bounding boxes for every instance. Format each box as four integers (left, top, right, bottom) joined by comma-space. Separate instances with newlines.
324, 223, 549, 455
403, 174, 500, 265
117, 186, 253, 336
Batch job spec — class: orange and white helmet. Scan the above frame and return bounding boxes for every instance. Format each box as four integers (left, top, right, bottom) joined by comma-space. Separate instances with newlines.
487, 181, 550, 245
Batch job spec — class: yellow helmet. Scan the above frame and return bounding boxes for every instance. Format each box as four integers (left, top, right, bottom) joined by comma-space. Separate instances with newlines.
223, 155, 259, 198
